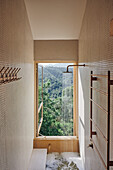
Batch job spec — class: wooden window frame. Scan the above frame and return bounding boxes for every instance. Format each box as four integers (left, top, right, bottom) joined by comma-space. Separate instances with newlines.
34, 61, 78, 138
36, 64, 43, 136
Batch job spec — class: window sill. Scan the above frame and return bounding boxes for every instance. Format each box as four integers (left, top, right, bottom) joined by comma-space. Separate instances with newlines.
33, 136, 79, 153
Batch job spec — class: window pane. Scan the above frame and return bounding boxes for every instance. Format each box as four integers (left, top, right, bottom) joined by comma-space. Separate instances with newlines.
38, 63, 74, 136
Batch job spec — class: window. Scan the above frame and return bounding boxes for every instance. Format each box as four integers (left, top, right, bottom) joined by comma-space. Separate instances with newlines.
35, 63, 77, 137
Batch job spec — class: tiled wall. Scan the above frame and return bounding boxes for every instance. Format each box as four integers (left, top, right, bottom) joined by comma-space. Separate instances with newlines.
0, 0, 34, 170
79, 0, 113, 170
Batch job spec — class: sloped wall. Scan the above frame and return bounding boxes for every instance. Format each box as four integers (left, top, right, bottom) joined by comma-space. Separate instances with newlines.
79, 0, 113, 169
0, 0, 34, 170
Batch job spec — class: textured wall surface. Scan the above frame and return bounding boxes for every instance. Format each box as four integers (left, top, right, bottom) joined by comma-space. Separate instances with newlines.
34, 40, 78, 62
0, 0, 34, 170
79, 0, 113, 170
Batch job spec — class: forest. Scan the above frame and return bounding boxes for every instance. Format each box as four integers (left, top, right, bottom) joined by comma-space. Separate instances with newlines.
38, 64, 73, 136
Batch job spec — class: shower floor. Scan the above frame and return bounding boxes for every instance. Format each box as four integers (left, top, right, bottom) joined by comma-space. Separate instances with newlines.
46, 152, 83, 170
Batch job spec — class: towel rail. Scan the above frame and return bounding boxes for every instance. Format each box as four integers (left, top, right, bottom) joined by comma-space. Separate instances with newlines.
91, 138, 107, 170
90, 71, 113, 170
90, 118, 107, 142
91, 74, 108, 78
90, 98, 108, 115
90, 87, 108, 96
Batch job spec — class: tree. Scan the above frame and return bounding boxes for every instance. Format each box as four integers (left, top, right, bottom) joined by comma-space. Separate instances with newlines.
39, 80, 73, 136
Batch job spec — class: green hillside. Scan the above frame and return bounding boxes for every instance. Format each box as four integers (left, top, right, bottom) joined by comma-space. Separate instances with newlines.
38, 65, 74, 136
38, 66, 73, 98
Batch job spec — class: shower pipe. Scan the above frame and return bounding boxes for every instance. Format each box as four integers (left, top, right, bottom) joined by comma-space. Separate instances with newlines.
90, 71, 113, 170
63, 64, 85, 73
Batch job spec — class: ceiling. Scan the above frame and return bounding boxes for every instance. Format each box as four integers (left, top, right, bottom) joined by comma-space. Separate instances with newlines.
24, 0, 87, 40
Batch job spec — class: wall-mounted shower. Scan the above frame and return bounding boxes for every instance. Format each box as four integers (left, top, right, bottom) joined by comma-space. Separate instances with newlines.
63, 64, 85, 73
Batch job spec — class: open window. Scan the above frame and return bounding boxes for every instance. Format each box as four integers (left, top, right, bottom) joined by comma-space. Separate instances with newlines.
35, 62, 77, 137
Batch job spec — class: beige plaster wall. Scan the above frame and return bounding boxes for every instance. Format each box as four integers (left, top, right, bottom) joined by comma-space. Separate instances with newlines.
34, 40, 78, 62
0, 0, 34, 169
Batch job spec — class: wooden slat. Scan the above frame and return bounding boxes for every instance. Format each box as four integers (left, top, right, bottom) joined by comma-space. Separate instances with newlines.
91, 139, 107, 170
90, 99, 108, 115
90, 118, 108, 142
73, 62, 78, 136
34, 62, 37, 138
91, 74, 108, 78
90, 87, 108, 96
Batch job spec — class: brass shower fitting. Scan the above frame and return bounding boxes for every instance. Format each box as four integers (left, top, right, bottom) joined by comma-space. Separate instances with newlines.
63, 64, 85, 73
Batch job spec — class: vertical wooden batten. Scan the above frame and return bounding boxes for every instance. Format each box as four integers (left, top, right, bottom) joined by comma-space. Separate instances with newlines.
73, 63, 78, 137
34, 61, 37, 138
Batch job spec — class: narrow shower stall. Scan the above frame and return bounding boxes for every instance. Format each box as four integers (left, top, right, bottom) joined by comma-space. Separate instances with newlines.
30, 63, 85, 170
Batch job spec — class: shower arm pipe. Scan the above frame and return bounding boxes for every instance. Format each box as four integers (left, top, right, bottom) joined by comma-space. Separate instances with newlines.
66, 64, 85, 72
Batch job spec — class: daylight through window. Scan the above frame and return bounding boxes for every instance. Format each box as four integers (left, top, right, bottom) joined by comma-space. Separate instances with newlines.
37, 63, 74, 136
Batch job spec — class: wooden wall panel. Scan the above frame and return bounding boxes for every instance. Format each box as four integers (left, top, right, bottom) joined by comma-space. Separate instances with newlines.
33, 137, 79, 153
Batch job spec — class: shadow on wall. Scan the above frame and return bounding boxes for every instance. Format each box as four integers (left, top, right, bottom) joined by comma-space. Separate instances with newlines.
78, 66, 94, 170
78, 67, 86, 170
